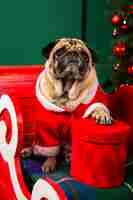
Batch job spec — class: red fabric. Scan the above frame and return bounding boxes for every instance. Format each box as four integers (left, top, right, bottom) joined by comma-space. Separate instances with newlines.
71, 119, 130, 188
35, 109, 72, 147
118, 85, 133, 153
35, 84, 130, 188
35, 86, 109, 147
73, 86, 109, 117
116, 85, 133, 124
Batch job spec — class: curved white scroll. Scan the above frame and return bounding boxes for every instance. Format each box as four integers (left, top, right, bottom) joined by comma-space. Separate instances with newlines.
31, 179, 60, 200
0, 94, 61, 200
0, 95, 27, 200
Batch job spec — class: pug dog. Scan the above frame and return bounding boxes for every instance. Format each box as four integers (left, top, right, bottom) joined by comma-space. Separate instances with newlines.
21, 38, 113, 173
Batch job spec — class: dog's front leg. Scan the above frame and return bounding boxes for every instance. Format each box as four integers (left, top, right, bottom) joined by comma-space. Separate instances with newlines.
41, 156, 57, 173
83, 104, 113, 125
21, 147, 33, 158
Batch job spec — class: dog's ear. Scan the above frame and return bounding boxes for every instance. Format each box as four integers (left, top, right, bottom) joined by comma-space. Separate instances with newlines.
42, 40, 59, 59
88, 48, 99, 64
84, 41, 98, 63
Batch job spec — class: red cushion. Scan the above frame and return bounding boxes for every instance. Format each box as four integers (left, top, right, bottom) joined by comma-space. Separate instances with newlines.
0, 66, 43, 147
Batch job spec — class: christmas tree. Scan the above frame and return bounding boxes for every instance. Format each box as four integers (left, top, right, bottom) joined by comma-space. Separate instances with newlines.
111, 1, 133, 87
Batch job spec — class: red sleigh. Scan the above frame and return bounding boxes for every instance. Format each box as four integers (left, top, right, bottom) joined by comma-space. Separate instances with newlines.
0, 65, 133, 200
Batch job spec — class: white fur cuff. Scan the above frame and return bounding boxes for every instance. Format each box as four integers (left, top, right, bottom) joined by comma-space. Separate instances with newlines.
36, 68, 64, 112
33, 145, 60, 157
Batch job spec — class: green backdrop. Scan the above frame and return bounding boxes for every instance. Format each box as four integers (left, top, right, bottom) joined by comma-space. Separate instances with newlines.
0, 0, 114, 86
85, 0, 112, 84
0, 0, 81, 65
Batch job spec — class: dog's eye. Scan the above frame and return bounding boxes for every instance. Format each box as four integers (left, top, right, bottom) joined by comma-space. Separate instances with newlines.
54, 47, 66, 58
80, 50, 90, 64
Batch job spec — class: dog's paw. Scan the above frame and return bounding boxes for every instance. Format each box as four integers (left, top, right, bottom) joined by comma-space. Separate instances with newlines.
91, 108, 113, 125
21, 147, 32, 158
41, 157, 56, 173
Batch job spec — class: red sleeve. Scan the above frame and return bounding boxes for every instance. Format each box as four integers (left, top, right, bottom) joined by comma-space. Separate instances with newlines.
91, 86, 109, 107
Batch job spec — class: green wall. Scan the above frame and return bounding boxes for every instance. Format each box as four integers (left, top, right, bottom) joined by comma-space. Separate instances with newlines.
0, 0, 114, 88
85, 0, 112, 84
0, 0, 81, 64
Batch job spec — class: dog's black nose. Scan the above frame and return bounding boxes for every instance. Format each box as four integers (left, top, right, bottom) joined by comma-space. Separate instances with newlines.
61, 51, 83, 67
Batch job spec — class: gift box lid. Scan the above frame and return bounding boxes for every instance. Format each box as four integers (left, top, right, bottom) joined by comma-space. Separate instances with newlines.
72, 119, 130, 144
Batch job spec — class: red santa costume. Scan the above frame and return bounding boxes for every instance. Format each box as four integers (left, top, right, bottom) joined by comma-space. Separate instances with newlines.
34, 67, 109, 157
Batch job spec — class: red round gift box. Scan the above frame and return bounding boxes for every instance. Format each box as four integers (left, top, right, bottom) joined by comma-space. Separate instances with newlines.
71, 118, 130, 188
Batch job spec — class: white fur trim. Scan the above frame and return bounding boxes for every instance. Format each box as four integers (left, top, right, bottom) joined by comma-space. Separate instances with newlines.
36, 61, 100, 113
33, 145, 60, 157
35, 63, 64, 112
82, 102, 109, 118
36, 71, 99, 113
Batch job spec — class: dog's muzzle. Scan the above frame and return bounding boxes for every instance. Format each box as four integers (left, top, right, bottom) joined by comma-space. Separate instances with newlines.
53, 50, 90, 80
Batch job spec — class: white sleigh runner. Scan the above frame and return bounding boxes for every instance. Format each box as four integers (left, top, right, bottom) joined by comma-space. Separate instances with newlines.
0, 94, 65, 200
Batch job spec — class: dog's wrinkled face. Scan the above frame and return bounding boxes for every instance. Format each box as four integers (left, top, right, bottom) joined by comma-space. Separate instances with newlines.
53, 47, 89, 80
42, 38, 96, 97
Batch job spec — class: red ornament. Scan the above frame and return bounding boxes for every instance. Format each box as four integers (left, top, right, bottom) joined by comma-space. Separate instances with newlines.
128, 5, 133, 14
112, 14, 121, 25
128, 66, 133, 75
121, 24, 129, 31
112, 41, 126, 57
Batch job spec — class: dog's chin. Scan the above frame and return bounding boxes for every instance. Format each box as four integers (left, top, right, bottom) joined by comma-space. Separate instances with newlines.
68, 91, 78, 100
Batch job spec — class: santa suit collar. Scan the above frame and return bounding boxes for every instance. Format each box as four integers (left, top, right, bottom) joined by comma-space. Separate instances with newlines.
36, 67, 99, 113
